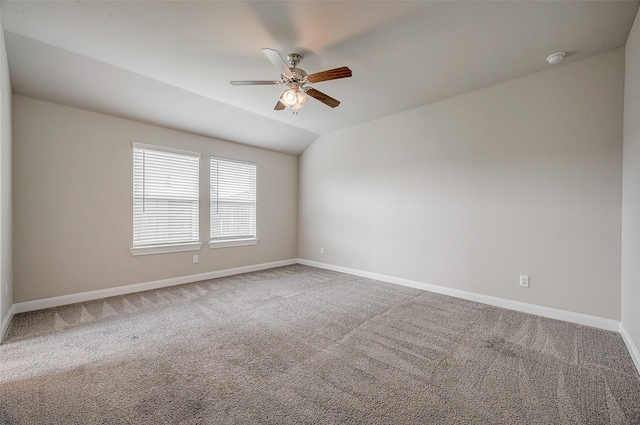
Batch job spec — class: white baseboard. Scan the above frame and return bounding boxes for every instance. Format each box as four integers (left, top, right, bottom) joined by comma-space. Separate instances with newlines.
297, 258, 621, 332
1, 304, 14, 342
13, 259, 297, 314
7, 257, 626, 350
620, 323, 640, 376
6, 257, 637, 376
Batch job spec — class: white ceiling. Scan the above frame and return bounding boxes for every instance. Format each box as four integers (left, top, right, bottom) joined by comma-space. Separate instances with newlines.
2, 1, 638, 155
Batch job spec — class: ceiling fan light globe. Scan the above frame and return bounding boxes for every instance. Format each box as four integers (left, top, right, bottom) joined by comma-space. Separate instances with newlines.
283, 89, 298, 106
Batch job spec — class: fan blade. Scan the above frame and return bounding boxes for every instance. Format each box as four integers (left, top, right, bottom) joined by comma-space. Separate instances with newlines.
274, 100, 286, 110
261, 48, 293, 77
230, 80, 279, 86
307, 66, 352, 83
306, 88, 340, 108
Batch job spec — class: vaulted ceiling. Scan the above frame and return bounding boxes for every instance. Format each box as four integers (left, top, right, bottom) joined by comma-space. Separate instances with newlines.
2, 1, 638, 155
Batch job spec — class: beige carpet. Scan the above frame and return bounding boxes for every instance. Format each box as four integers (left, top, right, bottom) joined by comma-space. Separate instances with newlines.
1, 265, 639, 424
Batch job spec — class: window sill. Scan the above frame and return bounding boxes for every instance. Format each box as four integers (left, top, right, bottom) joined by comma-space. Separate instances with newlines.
130, 242, 203, 256
208, 238, 258, 249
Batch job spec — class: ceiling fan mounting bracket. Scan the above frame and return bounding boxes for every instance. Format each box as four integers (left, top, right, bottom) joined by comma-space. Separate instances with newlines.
287, 53, 303, 68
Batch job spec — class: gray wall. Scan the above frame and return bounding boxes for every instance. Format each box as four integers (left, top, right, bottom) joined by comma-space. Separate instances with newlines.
12, 95, 298, 302
0, 12, 13, 326
299, 48, 624, 320
622, 10, 640, 360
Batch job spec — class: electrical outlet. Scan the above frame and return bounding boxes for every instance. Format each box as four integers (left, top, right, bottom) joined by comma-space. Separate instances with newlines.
519, 275, 530, 288
320, 247, 325, 255
193, 255, 199, 264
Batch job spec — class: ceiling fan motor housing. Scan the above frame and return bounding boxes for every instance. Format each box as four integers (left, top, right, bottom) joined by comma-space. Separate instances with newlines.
285, 67, 308, 84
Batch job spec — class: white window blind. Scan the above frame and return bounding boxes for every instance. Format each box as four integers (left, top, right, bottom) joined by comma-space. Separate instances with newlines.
133, 143, 200, 248
210, 157, 257, 242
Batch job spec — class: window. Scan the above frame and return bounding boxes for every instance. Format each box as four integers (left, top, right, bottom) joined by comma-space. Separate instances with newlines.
210, 157, 257, 248
131, 143, 202, 255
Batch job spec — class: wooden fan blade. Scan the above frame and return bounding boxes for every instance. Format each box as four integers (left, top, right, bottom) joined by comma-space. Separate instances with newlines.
306, 88, 340, 108
230, 80, 279, 86
307, 66, 352, 83
261, 48, 293, 77
274, 100, 286, 110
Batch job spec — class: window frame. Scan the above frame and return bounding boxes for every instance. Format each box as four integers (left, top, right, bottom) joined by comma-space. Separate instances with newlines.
209, 156, 258, 249
130, 142, 202, 256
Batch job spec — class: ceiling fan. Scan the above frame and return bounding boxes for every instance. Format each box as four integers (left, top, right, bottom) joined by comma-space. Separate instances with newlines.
230, 48, 352, 112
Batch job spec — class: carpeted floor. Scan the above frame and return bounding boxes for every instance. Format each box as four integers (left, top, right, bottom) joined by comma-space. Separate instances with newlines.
1, 264, 639, 424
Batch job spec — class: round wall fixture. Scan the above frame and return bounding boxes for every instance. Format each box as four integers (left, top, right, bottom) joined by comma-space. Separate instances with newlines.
546, 52, 566, 64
